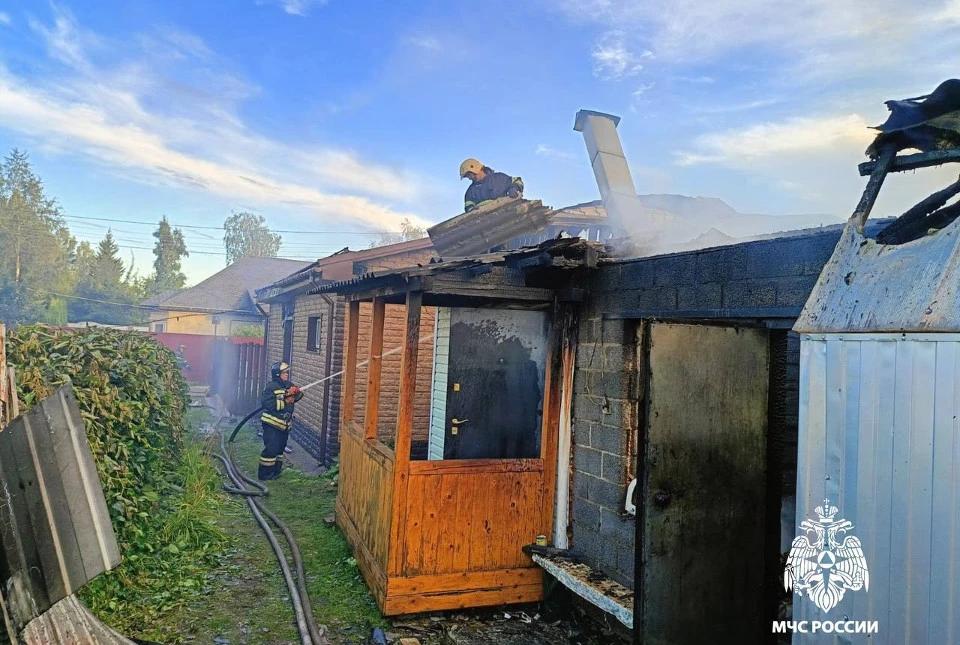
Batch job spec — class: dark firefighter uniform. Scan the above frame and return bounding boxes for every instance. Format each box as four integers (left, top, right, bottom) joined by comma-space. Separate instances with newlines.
259, 362, 303, 480
459, 158, 523, 212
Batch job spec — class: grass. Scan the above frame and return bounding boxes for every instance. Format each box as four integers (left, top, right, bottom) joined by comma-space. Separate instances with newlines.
145, 409, 384, 644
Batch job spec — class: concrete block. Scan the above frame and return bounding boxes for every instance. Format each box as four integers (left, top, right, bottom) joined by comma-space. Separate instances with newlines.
652, 254, 697, 287
591, 424, 627, 454
775, 275, 819, 307
574, 397, 604, 425
721, 278, 777, 309
629, 286, 677, 312
603, 343, 636, 371
695, 245, 747, 283
601, 318, 630, 345
619, 260, 656, 290
573, 472, 594, 500
589, 477, 624, 510
594, 265, 623, 294
601, 452, 627, 484
573, 498, 601, 532
572, 526, 603, 567
574, 445, 602, 475
676, 282, 723, 310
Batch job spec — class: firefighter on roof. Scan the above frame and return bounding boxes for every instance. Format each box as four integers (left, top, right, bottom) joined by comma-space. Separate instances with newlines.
459, 158, 523, 212
259, 361, 303, 480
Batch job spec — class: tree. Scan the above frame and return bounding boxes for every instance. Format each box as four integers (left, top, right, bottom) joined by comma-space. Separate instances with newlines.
223, 211, 282, 265
151, 216, 188, 294
70, 231, 142, 324
0, 149, 74, 324
369, 218, 427, 248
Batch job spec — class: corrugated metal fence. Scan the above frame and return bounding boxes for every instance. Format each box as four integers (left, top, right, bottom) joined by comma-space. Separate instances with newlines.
796, 333, 960, 644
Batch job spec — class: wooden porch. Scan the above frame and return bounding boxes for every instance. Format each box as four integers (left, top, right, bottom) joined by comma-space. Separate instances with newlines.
329, 256, 581, 615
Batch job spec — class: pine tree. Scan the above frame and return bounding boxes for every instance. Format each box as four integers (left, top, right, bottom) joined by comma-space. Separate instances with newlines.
151, 216, 188, 294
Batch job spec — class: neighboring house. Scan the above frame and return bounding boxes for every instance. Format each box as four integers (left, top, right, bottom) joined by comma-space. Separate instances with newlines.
142, 257, 311, 335
256, 239, 438, 464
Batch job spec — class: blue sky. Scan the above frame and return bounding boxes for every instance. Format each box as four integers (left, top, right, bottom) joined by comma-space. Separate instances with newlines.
1, 0, 960, 284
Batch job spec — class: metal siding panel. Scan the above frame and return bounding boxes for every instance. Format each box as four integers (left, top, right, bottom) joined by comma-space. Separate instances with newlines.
889, 339, 913, 644
907, 341, 935, 644
796, 335, 960, 644
929, 341, 957, 642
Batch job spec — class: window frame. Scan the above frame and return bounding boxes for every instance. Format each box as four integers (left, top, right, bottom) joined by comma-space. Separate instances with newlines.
306, 314, 324, 352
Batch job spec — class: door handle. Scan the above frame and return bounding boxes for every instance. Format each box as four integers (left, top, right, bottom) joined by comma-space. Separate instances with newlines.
653, 491, 672, 508
451, 418, 469, 425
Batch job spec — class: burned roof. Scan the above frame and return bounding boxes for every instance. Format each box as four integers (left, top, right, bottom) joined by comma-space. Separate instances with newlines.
313, 237, 604, 303
426, 198, 554, 257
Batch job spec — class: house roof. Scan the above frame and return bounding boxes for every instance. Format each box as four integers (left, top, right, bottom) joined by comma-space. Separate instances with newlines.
144, 257, 312, 314
314, 237, 605, 303
255, 237, 435, 303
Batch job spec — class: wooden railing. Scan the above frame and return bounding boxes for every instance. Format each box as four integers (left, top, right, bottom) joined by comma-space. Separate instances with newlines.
336, 421, 395, 599
400, 458, 545, 576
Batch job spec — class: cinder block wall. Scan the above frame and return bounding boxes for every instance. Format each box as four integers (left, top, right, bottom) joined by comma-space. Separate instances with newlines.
570, 228, 844, 589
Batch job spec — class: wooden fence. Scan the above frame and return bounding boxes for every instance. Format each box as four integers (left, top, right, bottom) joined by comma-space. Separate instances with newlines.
211, 338, 267, 416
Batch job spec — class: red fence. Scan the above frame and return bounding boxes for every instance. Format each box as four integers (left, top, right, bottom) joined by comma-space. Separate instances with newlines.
150, 332, 220, 384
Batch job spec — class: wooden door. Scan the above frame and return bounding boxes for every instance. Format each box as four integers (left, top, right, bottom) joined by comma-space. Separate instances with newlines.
639, 322, 769, 644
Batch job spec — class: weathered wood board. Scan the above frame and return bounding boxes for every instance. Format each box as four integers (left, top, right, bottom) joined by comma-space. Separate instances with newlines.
0, 384, 121, 630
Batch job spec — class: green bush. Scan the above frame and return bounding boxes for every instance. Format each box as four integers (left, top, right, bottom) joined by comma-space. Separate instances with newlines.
6, 326, 226, 633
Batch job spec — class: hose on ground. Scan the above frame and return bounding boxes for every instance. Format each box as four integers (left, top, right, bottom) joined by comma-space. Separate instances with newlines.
211, 407, 328, 645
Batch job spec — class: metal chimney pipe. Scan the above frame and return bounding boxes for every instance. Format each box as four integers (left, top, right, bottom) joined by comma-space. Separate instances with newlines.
574, 110, 649, 245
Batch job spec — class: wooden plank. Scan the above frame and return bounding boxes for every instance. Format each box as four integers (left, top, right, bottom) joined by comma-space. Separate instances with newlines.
451, 474, 473, 573
851, 145, 897, 231
436, 475, 457, 573
335, 498, 388, 611
383, 583, 543, 616
408, 458, 543, 475
421, 278, 554, 303
419, 475, 443, 574
538, 307, 564, 539
859, 148, 960, 176
387, 567, 541, 596
388, 291, 422, 577
342, 300, 360, 425
402, 476, 425, 576
364, 298, 386, 440
6, 368, 17, 420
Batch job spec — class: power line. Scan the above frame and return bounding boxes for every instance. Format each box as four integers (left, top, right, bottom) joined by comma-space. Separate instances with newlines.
29, 288, 253, 324
61, 214, 402, 235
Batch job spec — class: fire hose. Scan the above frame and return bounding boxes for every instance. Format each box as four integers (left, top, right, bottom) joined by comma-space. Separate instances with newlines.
212, 408, 328, 645
216, 332, 435, 641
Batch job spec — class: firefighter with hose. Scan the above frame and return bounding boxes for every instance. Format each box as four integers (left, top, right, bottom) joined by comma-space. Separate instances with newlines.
259, 361, 303, 480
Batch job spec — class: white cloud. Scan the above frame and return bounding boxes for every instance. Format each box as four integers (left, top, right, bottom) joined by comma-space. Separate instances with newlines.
259, 0, 329, 16
675, 114, 874, 167
403, 35, 443, 52
0, 13, 11, 26
0, 9, 427, 231
536, 144, 578, 161
592, 31, 651, 80
630, 83, 655, 112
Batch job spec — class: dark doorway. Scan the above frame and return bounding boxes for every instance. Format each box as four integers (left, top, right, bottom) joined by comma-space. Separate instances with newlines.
442, 312, 546, 460
636, 321, 770, 644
